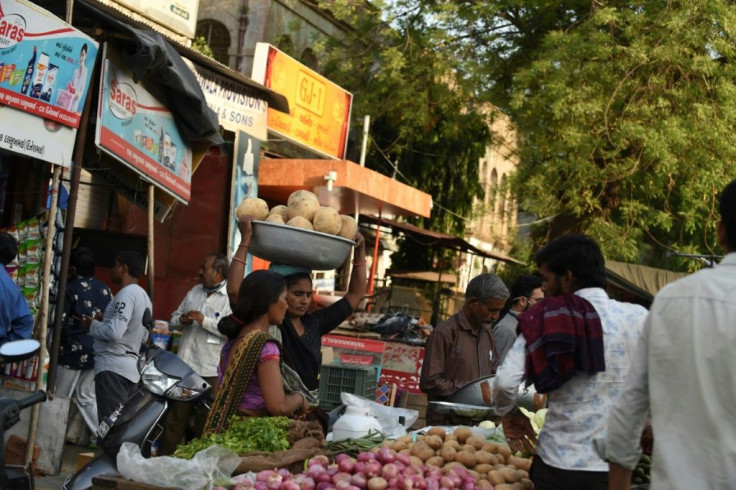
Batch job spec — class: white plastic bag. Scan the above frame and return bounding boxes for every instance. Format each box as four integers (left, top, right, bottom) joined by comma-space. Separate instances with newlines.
340, 392, 419, 438
117, 442, 241, 490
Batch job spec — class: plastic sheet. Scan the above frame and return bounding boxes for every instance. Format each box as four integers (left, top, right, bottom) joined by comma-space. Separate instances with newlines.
340, 392, 418, 438
117, 442, 240, 489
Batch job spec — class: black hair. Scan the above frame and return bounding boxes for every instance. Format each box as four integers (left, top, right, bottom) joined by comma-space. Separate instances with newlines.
81, 43, 88, 55
497, 274, 544, 321
71, 247, 96, 276
284, 272, 312, 289
0, 232, 17, 266
117, 250, 145, 278
208, 253, 229, 280
534, 234, 606, 290
719, 179, 736, 251
509, 274, 543, 302
218, 270, 286, 340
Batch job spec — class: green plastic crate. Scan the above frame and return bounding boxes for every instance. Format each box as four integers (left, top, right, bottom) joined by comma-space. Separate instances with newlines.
318, 364, 378, 411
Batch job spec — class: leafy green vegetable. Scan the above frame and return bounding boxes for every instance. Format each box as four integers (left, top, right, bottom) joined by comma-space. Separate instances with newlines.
173, 416, 291, 459
325, 431, 385, 457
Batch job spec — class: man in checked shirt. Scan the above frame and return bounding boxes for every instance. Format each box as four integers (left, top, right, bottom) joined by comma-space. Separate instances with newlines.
158, 252, 231, 455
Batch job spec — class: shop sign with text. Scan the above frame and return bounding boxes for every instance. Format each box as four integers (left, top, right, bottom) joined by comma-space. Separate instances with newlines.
252, 43, 352, 160
0, 0, 98, 128
0, 104, 75, 166
112, 0, 199, 38
190, 63, 267, 141
96, 45, 192, 202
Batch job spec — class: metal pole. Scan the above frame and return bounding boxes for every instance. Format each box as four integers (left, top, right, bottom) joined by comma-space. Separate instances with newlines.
366, 210, 382, 307
359, 115, 370, 167
147, 184, 155, 302
48, 67, 96, 395
25, 166, 61, 465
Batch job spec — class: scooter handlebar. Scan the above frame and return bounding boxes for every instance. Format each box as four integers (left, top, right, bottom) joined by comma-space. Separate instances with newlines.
18, 391, 46, 410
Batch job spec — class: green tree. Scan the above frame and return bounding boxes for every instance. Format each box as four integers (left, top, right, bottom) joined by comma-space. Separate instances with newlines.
508, 2, 736, 266
406, 0, 736, 267
315, 0, 493, 271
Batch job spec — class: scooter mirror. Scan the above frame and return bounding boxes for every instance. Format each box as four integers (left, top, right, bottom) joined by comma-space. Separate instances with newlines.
0, 339, 41, 362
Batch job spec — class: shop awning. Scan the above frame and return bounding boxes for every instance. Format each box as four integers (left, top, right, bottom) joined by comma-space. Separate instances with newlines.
605, 260, 688, 303
77, 0, 289, 145
257, 159, 432, 219
79, 0, 289, 115
388, 270, 458, 284
361, 215, 523, 264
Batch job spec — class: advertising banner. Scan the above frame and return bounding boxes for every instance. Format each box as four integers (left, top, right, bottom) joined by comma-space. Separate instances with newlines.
0, 104, 75, 166
227, 130, 260, 267
190, 62, 268, 141
252, 43, 352, 160
112, 0, 199, 38
0, 0, 98, 129
96, 45, 193, 202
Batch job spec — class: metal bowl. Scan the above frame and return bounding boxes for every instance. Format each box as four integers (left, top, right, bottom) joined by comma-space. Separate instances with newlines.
448, 374, 537, 411
429, 401, 496, 419
248, 220, 355, 270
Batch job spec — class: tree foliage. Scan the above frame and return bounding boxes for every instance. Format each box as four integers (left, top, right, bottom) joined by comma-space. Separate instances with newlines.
314, 0, 493, 270
409, 0, 736, 267
316, 1, 736, 269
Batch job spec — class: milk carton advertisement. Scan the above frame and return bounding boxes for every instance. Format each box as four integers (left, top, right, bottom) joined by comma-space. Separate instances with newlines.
0, 0, 98, 128
95, 44, 192, 202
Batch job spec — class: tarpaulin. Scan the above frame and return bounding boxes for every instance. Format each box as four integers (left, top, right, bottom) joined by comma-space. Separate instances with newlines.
78, 0, 224, 144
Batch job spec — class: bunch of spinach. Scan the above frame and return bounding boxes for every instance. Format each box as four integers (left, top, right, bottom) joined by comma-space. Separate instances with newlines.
173, 416, 291, 459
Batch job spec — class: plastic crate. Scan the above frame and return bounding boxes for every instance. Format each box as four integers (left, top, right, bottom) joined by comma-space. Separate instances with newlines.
318, 364, 378, 411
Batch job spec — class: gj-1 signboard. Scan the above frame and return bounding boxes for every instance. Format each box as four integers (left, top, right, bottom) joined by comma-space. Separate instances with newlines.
96, 45, 192, 202
252, 43, 352, 160
0, 0, 98, 128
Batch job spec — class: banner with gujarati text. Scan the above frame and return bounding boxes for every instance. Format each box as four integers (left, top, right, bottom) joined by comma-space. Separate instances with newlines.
0, 0, 98, 129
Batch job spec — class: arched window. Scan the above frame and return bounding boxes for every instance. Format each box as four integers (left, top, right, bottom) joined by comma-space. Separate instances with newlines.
498, 174, 508, 222
489, 169, 498, 213
196, 20, 231, 66
301, 48, 318, 70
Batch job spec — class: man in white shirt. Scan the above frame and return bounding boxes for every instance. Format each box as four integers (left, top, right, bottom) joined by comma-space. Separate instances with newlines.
605, 179, 736, 490
493, 235, 648, 490
158, 253, 231, 455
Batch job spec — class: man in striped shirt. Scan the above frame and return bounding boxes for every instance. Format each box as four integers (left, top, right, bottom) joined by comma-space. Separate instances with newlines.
159, 253, 231, 455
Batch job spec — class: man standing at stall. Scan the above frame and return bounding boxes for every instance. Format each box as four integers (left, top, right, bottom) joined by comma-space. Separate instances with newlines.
0, 232, 34, 341
84, 251, 151, 422
159, 253, 231, 456
420, 273, 509, 425
604, 179, 736, 490
492, 235, 647, 490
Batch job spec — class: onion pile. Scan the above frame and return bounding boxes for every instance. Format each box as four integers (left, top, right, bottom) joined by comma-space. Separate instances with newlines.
217, 448, 482, 490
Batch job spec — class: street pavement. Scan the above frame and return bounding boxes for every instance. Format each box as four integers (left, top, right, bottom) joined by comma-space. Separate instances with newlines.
35, 442, 101, 489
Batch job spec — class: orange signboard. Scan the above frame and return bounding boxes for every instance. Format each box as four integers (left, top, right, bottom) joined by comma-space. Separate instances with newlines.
251, 43, 352, 159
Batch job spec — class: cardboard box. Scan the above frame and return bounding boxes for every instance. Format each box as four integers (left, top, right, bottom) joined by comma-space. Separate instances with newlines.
4, 434, 40, 470
77, 451, 96, 470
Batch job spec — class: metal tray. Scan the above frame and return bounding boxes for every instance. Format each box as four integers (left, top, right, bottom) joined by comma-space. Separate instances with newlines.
448, 374, 538, 411
429, 401, 496, 419
248, 220, 355, 270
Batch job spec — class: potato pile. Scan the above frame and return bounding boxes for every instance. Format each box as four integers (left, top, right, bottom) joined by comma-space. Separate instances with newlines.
235, 190, 357, 239
383, 426, 533, 489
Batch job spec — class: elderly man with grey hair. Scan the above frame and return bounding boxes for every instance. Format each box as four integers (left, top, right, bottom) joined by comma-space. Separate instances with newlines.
420, 273, 509, 425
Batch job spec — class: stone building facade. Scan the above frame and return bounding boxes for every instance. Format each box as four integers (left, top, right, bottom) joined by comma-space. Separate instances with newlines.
196, 0, 348, 76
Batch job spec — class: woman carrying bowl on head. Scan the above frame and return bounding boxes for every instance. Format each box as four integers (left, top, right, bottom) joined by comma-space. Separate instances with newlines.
203, 269, 309, 435
228, 217, 367, 404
